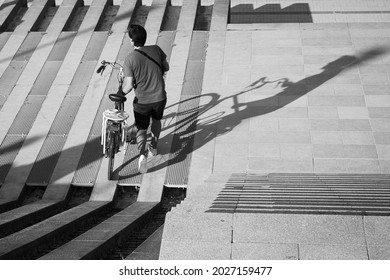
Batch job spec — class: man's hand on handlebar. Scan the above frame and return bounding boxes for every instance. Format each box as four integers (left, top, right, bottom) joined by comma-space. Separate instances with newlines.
117, 87, 126, 96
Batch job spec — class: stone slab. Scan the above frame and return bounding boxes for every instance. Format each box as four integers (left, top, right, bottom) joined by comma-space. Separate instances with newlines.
364, 216, 390, 246
233, 214, 366, 245
314, 159, 381, 173
299, 244, 368, 260
232, 242, 298, 260
312, 144, 378, 159
159, 240, 231, 260
368, 245, 390, 260
163, 212, 232, 242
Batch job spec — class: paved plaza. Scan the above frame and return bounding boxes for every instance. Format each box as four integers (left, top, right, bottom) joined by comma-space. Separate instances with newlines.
1, 0, 390, 260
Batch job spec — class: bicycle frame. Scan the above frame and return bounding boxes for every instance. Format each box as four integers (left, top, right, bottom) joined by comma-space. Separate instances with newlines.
98, 60, 129, 180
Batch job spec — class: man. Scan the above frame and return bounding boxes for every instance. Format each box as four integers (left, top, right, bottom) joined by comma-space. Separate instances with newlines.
121, 24, 169, 174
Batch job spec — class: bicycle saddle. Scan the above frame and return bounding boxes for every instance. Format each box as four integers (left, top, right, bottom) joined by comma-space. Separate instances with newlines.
109, 93, 127, 103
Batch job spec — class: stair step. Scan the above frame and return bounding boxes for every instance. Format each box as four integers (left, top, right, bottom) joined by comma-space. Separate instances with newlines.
0, 200, 62, 239
125, 225, 164, 260
39, 202, 158, 260
0, 201, 111, 259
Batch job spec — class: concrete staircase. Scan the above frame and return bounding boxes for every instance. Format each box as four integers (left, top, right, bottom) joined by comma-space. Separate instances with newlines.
1, 0, 390, 260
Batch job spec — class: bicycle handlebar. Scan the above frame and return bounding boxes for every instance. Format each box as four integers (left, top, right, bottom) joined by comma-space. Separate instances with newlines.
96, 60, 123, 77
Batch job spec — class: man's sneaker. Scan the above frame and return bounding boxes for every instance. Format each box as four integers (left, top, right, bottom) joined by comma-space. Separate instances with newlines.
148, 144, 157, 156
138, 154, 148, 174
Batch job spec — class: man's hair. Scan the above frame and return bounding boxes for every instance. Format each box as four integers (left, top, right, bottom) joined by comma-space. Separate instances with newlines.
128, 24, 147, 47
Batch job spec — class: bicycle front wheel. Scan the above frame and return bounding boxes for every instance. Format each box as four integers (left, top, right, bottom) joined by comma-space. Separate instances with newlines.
107, 132, 116, 180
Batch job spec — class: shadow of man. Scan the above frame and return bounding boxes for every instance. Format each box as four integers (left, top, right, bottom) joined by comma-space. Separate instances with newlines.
143, 47, 386, 177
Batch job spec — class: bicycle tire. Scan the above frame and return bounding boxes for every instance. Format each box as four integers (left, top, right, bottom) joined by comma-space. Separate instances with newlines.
107, 132, 116, 180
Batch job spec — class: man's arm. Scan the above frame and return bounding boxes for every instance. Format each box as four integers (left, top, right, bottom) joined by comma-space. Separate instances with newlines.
121, 76, 134, 95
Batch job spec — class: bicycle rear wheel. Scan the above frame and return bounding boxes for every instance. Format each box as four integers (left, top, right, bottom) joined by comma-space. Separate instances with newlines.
107, 132, 116, 180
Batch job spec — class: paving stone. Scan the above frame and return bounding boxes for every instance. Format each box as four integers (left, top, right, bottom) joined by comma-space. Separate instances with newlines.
370, 119, 390, 131
361, 73, 389, 85
304, 54, 345, 65
232, 242, 298, 260
364, 216, 390, 246
299, 244, 368, 260
380, 160, 390, 173
262, 107, 310, 118
306, 84, 335, 96
245, 93, 278, 106
310, 119, 372, 131
214, 155, 248, 172
338, 107, 369, 119
215, 130, 250, 144
311, 131, 343, 144
313, 144, 378, 159
340, 119, 373, 131
302, 37, 352, 47
216, 118, 249, 132
366, 95, 390, 107
249, 118, 279, 131
233, 214, 366, 245
247, 143, 280, 158
308, 106, 339, 118
374, 132, 390, 144
302, 46, 355, 56
163, 212, 232, 242
280, 144, 312, 159
342, 131, 375, 145
248, 158, 313, 173
359, 64, 389, 75
159, 240, 231, 260
308, 96, 366, 107
368, 246, 390, 260
334, 84, 364, 96
376, 145, 390, 159
249, 131, 311, 144
214, 143, 247, 158
314, 159, 381, 173
278, 118, 310, 131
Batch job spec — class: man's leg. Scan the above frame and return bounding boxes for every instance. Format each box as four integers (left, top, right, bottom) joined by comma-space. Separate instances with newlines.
150, 118, 161, 151
149, 99, 166, 156
136, 128, 147, 156
133, 107, 150, 174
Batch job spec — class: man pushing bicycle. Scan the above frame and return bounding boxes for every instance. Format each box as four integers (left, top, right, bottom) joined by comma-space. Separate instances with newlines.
120, 24, 170, 174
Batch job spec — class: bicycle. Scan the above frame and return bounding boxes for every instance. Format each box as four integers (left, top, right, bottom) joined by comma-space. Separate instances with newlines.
97, 60, 129, 180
